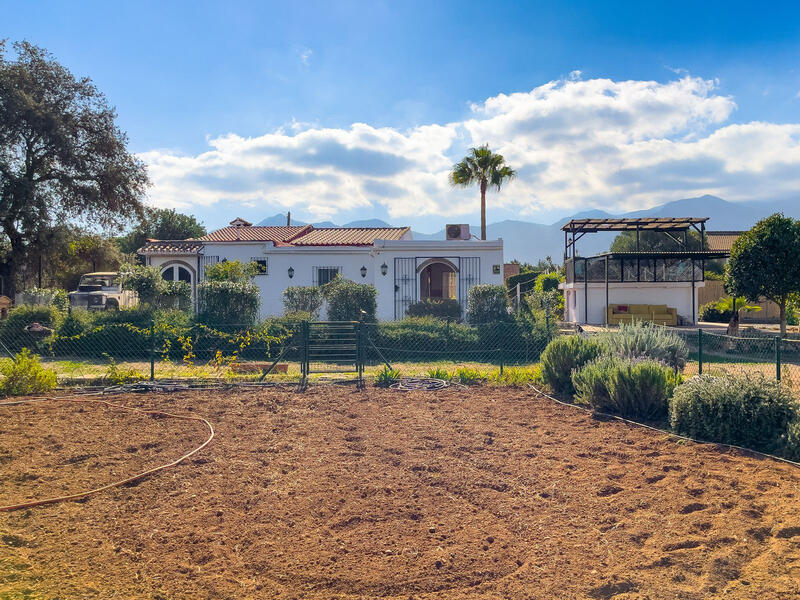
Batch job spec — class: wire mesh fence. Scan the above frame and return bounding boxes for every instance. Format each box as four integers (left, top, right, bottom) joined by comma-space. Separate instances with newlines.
2, 312, 800, 389
0, 317, 556, 386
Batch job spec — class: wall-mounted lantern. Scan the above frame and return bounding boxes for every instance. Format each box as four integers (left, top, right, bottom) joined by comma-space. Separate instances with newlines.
287, 266, 295, 279
360, 266, 367, 278
380, 263, 388, 276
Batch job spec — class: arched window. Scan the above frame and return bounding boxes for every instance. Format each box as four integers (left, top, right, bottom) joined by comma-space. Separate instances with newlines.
161, 264, 192, 284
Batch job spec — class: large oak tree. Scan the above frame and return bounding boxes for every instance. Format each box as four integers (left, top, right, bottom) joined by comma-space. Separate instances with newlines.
0, 41, 148, 297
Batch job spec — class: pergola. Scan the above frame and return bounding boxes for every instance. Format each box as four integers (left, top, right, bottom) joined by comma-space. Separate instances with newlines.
560, 217, 729, 325
562, 217, 710, 259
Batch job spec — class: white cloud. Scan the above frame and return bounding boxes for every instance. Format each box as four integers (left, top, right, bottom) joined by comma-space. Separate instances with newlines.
142, 75, 800, 222
298, 47, 312, 66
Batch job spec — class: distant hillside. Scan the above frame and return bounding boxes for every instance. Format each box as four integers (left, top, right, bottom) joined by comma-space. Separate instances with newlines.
255, 196, 800, 264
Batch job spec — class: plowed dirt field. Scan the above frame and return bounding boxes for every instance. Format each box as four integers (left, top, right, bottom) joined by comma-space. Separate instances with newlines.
1, 386, 799, 599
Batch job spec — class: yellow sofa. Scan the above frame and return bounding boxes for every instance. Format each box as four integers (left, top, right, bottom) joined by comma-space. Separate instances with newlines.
607, 303, 677, 327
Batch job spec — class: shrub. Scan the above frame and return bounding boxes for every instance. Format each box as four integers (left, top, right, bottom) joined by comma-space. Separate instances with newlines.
489, 365, 542, 387
572, 356, 679, 420
324, 278, 377, 322
0, 305, 64, 352
669, 375, 800, 454
406, 299, 462, 320
197, 280, 260, 326
372, 317, 479, 360
121, 265, 191, 309
540, 335, 603, 394
427, 366, 452, 380
57, 311, 95, 337
17, 287, 69, 311
103, 354, 146, 385
282, 286, 323, 318
534, 272, 562, 294
455, 367, 486, 385
699, 297, 761, 323
597, 321, 688, 371
374, 366, 400, 388
0, 349, 57, 396
784, 420, 800, 461
467, 284, 510, 324
204, 260, 259, 282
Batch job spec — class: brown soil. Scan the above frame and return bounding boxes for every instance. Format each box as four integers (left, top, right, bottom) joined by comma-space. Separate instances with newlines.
1, 386, 799, 600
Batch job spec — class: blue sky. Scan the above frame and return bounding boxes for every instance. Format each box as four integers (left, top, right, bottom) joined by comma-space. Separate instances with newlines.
4, 0, 800, 232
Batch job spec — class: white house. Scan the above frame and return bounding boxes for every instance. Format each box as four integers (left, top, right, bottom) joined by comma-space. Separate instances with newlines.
139, 218, 504, 321
559, 217, 729, 326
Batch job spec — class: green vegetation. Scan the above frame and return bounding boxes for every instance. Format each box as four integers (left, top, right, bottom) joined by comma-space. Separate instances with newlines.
406, 299, 462, 320
699, 296, 761, 323
596, 321, 688, 371
323, 277, 378, 322
0, 349, 57, 396
540, 335, 603, 395
454, 367, 486, 385
466, 284, 510, 324
282, 286, 324, 318
448, 144, 516, 241
726, 213, 800, 335
572, 356, 679, 420
374, 366, 401, 388
670, 375, 799, 456
197, 260, 261, 326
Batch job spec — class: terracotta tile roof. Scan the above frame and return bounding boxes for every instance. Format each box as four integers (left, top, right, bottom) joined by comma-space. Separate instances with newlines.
139, 239, 205, 254
290, 227, 410, 246
198, 225, 312, 243
706, 231, 744, 253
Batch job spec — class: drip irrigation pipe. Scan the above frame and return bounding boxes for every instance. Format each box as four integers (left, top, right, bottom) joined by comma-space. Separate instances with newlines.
527, 384, 800, 469
0, 392, 215, 512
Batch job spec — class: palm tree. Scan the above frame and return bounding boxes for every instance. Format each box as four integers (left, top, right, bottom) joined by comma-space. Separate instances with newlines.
449, 145, 516, 240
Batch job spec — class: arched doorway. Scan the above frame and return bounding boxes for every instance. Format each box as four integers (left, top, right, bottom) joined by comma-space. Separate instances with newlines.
418, 259, 457, 301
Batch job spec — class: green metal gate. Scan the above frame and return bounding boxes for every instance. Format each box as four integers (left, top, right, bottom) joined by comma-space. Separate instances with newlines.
300, 321, 364, 384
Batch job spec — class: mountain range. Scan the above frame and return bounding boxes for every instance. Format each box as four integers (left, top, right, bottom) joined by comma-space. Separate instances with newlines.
258, 195, 800, 264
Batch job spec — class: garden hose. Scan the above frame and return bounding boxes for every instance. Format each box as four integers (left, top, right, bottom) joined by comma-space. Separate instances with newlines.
0, 392, 214, 512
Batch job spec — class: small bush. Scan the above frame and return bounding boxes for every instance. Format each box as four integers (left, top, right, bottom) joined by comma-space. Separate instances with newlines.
597, 321, 688, 371
466, 284, 509, 324
455, 367, 486, 385
407, 299, 462, 320
0, 349, 57, 396
784, 420, 800, 461
121, 264, 192, 309
572, 356, 679, 420
669, 375, 800, 454
197, 280, 261, 326
282, 286, 323, 318
489, 365, 542, 387
0, 305, 63, 352
699, 297, 761, 323
374, 366, 401, 388
17, 287, 69, 311
56, 311, 95, 337
427, 366, 452, 381
324, 278, 377, 322
103, 354, 146, 385
540, 335, 603, 395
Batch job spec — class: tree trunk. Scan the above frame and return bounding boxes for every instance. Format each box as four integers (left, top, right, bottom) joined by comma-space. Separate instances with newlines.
480, 179, 487, 241
780, 299, 787, 336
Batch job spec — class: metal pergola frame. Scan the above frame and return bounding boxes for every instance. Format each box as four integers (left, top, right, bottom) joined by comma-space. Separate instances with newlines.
562, 217, 709, 261
560, 218, 723, 326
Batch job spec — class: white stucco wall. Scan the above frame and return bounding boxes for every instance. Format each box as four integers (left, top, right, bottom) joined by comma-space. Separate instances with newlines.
561, 281, 705, 325
145, 238, 505, 321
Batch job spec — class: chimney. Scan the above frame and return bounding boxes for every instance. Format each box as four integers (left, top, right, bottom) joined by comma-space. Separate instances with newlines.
287, 211, 291, 227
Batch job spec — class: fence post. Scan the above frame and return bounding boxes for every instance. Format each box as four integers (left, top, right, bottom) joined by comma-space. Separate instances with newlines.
301, 320, 310, 383
499, 322, 505, 376
697, 328, 703, 376
776, 335, 782, 382
149, 320, 156, 381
